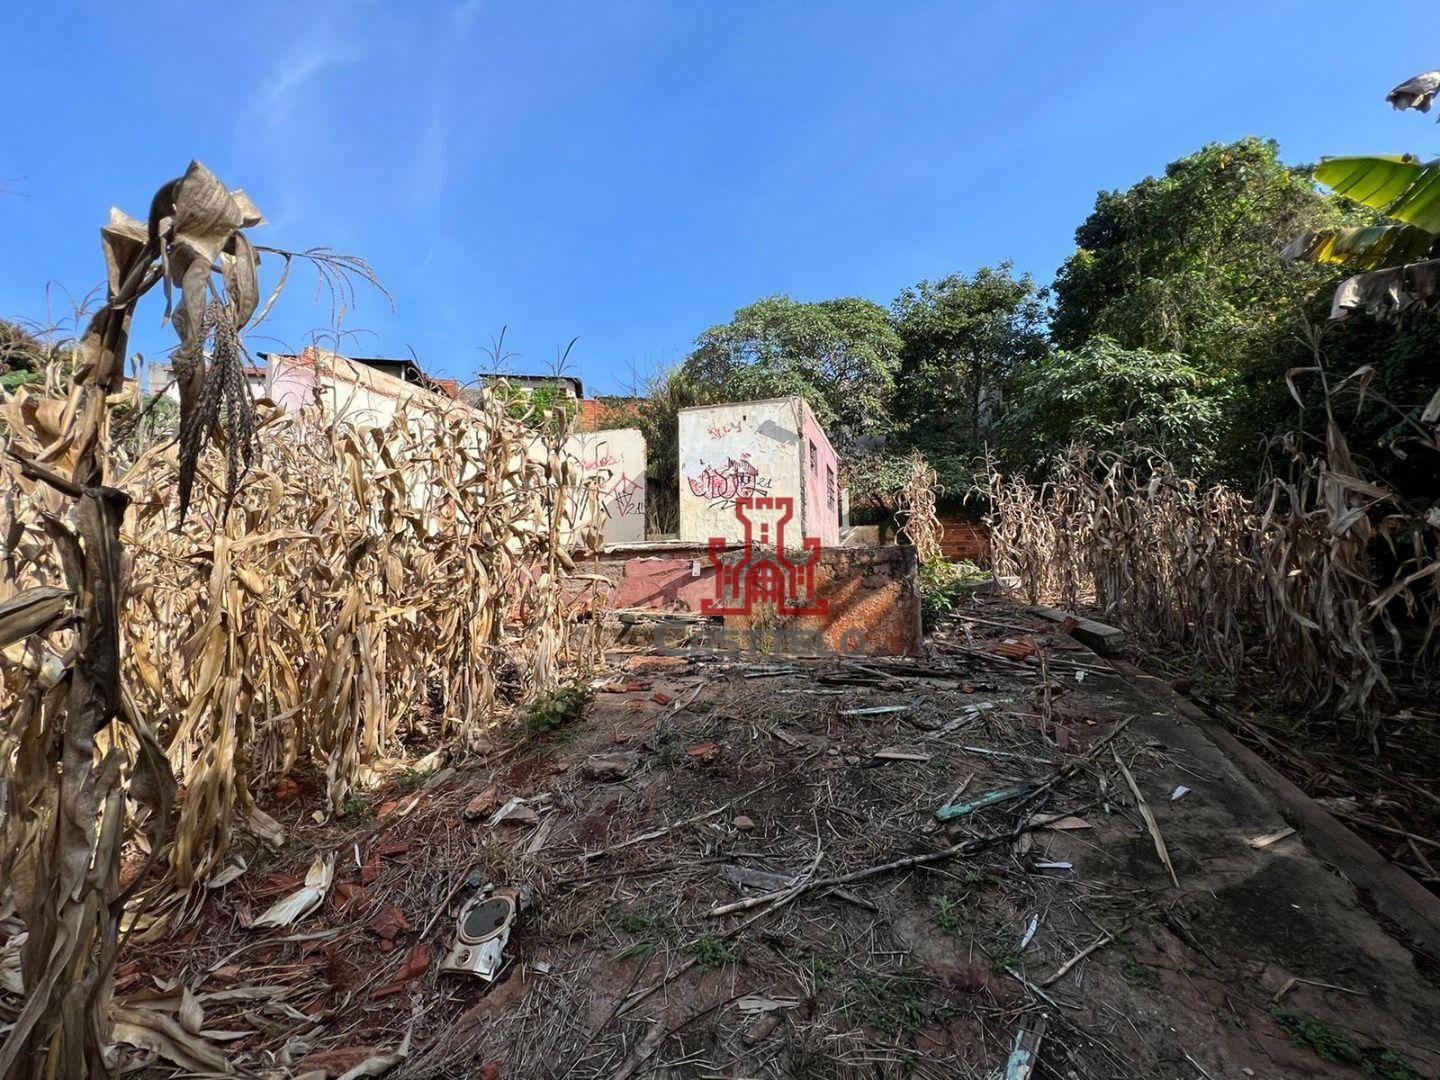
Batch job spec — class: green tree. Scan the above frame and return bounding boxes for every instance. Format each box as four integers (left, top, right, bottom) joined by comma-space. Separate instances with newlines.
1278, 68, 1440, 501
682, 295, 901, 449
890, 263, 1048, 493
1002, 338, 1224, 473
1043, 137, 1440, 485
1051, 138, 1352, 377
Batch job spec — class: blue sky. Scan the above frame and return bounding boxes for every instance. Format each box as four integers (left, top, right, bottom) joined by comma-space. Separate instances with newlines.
2, 2, 1436, 394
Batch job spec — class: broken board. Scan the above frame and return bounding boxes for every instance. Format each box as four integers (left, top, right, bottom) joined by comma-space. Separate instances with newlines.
1028, 606, 1126, 656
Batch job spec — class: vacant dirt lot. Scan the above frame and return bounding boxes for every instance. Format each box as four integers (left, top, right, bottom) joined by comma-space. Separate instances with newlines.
125, 600, 1440, 1079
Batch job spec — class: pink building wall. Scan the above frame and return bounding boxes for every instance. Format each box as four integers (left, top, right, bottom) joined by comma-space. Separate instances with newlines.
799, 400, 840, 546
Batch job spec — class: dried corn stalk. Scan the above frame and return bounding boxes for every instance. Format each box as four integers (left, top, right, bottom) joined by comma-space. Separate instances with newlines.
896, 451, 943, 564
981, 441, 1438, 730
109, 387, 604, 887
0, 164, 600, 1076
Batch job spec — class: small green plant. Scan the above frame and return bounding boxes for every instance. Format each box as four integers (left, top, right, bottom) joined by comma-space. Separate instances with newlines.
990, 952, 1021, 974
618, 913, 651, 934
523, 682, 593, 740
1, 369, 43, 392
919, 558, 988, 631
691, 935, 738, 970
1271, 1010, 1417, 1077
933, 894, 959, 933
851, 976, 926, 1037
1369, 1050, 1421, 1080
617, 941, 654, 961
338, 794, 371, 820
1274, 1010, 1359, 1065
806, 954, 837, 995
392, 767, 428, 792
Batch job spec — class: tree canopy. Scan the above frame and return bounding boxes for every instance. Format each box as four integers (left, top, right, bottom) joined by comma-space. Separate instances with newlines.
1051, 138, 1351, 378
1002, 338, 1223, 474
681, 295, 900, 450
889, 263, 1047, 490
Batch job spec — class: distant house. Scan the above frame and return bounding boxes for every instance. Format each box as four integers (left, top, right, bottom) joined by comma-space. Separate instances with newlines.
262, 348, 463, 430
276, 354, 459, 401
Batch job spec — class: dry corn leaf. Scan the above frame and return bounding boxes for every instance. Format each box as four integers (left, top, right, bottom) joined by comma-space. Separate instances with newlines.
111, 1005, 233, 1075
1113, 752, 1178, 887
251, 855, 335, 929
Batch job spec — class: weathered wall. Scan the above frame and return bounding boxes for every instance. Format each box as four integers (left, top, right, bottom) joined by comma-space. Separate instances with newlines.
565, 428, 647, 545
679, 398, 817, 545
268, 349, 455, 429
938, 515, 990, 564
798, 400, 841, 546
579, 543, 920, 656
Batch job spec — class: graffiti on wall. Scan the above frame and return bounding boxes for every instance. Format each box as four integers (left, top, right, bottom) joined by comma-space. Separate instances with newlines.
686, 454, 771, 508
609, 473, 644, 517
707, 419, 742, 440
566, 432, 646, 540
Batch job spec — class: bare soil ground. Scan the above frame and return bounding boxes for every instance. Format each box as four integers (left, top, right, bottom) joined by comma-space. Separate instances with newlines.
1132, 637, 1440, 899
121, 597, 1440, 1079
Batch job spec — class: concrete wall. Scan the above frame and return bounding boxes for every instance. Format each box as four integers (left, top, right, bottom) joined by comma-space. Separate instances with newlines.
564, 428, 647, 545
680, 397, 840, 545
268, 349, 455, 429
798, 400, 841, 547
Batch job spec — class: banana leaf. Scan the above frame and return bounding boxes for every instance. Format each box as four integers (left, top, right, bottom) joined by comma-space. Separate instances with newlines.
1282, 224, 1439, 270
1388, 70, 1440, 115
1315, 156, 1440, 234
1330, 257, 1440, 320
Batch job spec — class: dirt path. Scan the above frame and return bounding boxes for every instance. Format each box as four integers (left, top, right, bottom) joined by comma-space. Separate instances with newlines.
125, 599, 1440, 1079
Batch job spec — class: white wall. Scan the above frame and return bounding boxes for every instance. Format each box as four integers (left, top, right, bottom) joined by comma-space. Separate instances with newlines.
678, 399, 806, 544
565, 428, 647, 545
268, 351, 449, 429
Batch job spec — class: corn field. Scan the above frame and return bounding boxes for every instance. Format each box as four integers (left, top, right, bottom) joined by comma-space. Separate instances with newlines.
981, 446, 1439, 727
0, 164, 605, 1076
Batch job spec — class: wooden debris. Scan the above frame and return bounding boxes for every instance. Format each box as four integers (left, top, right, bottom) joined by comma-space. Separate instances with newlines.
1249, 826, 1297, 850
1040, 928, 1120, 987
719, 866, 795, 890
1002, 1014, 1049, 1079
936, 784, 1034, 822
1029, 605, 1127, 655
872, 749, 932, 763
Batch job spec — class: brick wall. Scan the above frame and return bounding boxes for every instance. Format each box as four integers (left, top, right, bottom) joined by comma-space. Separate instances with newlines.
938, 516, 989, 563
575, 542, 921, 656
